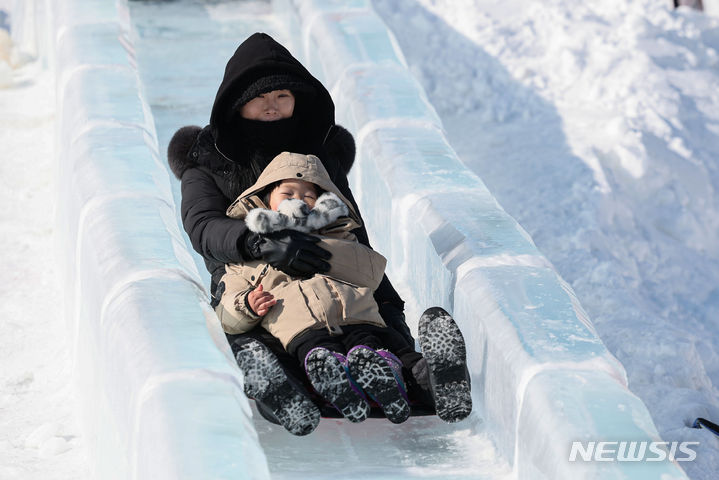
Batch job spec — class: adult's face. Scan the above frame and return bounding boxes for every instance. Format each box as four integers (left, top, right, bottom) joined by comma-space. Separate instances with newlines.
240, 89, 295, 121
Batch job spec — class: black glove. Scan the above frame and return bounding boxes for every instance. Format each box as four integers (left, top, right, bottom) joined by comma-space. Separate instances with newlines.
242, 230, 331, 277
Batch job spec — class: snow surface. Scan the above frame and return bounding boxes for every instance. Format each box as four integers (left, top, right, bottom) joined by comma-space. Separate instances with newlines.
0, 46, 91, 479
4, 0, 719, 478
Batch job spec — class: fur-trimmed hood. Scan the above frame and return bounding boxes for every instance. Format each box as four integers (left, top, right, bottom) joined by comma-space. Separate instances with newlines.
166, 123, 356, 181
166, 32, 355, 185
167, 125, 203, 180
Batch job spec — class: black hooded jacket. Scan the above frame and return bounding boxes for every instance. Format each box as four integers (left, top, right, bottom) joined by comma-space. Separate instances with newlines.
166, 33, 404, 313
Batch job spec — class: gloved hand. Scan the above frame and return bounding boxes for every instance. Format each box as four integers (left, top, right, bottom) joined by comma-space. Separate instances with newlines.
242, 230, 331, 277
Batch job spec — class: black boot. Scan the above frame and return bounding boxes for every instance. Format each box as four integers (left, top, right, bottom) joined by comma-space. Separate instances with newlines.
418, 307, 472, 423
235, 339, 321, 435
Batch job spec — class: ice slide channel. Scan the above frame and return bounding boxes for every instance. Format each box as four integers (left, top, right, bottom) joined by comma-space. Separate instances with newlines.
45, 0, 688, 478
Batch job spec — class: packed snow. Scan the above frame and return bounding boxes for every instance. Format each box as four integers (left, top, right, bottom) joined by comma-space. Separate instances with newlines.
3, 0, 719, 478
0, 36, 90, 480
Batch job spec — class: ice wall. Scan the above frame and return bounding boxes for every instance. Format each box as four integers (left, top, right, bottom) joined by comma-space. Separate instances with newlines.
273, 0, 691, 478
49, 0, 269, 478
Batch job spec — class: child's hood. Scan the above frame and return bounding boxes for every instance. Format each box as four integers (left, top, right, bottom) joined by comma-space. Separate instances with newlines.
226, 152, 361, 226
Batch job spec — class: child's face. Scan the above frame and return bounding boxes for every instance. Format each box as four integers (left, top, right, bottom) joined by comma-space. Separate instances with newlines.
240, 89, 295, 121
269, 179, 318, 210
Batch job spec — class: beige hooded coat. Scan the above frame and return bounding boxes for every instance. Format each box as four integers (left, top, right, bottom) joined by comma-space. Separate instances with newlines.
215, 152, 387, 349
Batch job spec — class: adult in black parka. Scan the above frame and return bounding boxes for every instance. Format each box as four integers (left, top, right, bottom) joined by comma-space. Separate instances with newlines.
167, 33, 425, 435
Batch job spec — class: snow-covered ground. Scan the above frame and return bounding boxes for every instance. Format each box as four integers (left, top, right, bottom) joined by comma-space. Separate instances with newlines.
371, 0, 719, 478
0, 48, 90, 479
3, 0, 719, 478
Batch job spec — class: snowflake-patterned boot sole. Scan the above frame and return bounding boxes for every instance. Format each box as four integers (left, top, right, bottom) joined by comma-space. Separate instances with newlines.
418, 307, 472, 423
305, 347, 370, 423
236, 339, 320, 436
347, 346, 410, 424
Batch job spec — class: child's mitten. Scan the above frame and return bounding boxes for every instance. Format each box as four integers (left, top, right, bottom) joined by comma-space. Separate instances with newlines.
306, 192, 349, 231
245, 206, 292, 234
276, 198, 313, 232
245, 192, 348, 234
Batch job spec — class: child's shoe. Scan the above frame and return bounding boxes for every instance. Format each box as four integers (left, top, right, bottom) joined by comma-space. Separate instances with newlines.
418, 307, 472, 423
304, 347, 370, 423
346, 346, 410, 424
235, 339, 320, 436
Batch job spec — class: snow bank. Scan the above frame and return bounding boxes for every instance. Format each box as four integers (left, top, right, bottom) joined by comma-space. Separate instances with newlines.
48, 0, 269, 478
274, 0, 690, 478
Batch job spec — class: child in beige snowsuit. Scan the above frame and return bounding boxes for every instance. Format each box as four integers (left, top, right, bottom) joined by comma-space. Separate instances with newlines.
215, 152, 421, 424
